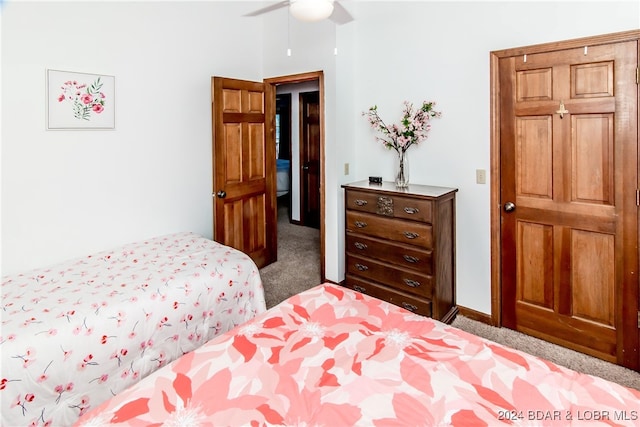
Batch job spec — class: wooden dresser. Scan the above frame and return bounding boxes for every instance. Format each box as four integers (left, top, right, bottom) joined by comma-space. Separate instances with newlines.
342, 181, 458, 323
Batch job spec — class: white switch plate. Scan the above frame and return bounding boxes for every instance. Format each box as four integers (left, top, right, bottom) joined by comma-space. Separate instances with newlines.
476, 169, 486, 184
344, 163, 349, 175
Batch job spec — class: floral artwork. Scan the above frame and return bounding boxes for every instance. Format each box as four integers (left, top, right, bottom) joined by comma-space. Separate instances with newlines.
47, 70, 115, 129
58, 77, 106, 120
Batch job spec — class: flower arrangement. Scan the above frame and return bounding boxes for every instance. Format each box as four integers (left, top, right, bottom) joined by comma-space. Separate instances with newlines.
362, 100, 441, 155
362, 100, 441, 187
58, 77, 106, 121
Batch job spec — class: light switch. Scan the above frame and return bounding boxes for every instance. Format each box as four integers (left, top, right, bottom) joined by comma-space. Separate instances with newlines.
476, 169, 487, 184
344, 163, 350, 175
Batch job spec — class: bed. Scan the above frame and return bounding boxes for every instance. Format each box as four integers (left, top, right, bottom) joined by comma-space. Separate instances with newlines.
76, 283, 640, 426
1, 231, 266, 426
276, 158, 290, 197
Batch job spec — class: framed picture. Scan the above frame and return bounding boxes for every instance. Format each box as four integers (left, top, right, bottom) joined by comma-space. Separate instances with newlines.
46, 69, 115, 130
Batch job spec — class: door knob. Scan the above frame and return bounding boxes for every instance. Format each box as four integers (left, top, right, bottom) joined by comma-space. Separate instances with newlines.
503, 201, 516, 212
216, 190, 227, 198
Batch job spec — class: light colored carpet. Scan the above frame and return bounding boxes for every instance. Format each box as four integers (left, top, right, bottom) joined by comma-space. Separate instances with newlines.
260, 198, 321, 309
259, 197, 640, 391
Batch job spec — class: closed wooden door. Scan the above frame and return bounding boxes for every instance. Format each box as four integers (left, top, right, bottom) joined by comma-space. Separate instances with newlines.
211, 77, 276, 268
300, 91, 320, 229
496, 35, 638, 368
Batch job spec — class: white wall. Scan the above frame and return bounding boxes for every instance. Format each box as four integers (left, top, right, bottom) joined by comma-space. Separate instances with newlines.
1, 1, 265, 275
2, 1, 638, 316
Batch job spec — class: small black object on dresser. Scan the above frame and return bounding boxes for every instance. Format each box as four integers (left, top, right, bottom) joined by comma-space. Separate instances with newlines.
341, 180, 458, 323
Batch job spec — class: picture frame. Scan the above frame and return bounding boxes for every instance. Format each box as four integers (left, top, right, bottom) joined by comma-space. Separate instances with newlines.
46, 69, 115, 130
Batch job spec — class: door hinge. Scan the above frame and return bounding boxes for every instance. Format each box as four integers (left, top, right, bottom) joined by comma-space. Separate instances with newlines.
637, 311, 640, 328
637, 66, 639, 85
637, 189, 639, 206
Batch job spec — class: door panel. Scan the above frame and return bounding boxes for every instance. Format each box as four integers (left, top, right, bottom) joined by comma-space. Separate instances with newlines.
499, 38, 638, 368
300, 91, 320, 229
212, 77, 276, 268
572, 114, 614, 204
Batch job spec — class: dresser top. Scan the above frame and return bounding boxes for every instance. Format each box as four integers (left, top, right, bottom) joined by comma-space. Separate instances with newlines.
342, 180, 458, 198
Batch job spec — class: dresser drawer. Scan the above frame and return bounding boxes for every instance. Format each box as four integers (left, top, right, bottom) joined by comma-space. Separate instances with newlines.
346, 211, 432, 248
345, 275, 432, 317
346, 233, 432, 274
346, 253, 433, 298
346, 190, 433, 222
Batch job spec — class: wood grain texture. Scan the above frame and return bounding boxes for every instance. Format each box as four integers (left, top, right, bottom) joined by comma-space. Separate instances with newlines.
342, 181, 457, 323
491, 32, 639, 370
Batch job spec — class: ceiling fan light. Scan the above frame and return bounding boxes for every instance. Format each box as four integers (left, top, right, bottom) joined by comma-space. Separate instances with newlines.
290, 0, 334, 22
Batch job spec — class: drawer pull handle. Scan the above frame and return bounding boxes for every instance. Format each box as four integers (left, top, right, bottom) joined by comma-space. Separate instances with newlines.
403, 231, 419, 239
354, 242, 368, 250
355, 221, 368, 228
404, 207, 420, 214
355, 199, 368, 206
402, 302, 418, 312
353, 285, 367, 293
355, 263, 369, 271
403, 255, 419, 263
404, 279, 421, 288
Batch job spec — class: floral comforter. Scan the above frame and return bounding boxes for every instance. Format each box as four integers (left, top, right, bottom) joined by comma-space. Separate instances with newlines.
77, 283, 640, 426
1, 232, 266, 426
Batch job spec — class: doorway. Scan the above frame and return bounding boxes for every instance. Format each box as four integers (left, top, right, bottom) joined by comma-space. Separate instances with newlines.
265, 71, 325, 282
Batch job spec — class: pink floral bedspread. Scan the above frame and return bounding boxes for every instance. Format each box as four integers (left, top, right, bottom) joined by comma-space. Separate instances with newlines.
1, 232, 266, 426
76, 283, 640, 427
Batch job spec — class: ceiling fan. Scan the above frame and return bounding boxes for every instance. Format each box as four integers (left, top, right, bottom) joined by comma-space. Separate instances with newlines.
245, 0, 354, 25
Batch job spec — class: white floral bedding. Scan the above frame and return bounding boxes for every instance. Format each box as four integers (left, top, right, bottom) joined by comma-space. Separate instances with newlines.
0, 232, 266, 426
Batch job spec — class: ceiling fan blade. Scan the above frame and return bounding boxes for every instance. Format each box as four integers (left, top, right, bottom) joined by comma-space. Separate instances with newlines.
244, 1, 290, 17
329, 1, 354, 25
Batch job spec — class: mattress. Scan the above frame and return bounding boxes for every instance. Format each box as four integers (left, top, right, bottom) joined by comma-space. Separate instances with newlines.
1, 232, 266, 426
76, 283, 640, 426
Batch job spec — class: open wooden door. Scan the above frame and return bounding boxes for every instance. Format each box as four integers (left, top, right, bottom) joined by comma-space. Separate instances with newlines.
211, 77, 276, 269
300, 91, 321, 229
492, 32, 639, 369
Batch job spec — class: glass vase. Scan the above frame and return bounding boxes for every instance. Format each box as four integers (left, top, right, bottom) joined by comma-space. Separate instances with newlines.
395, 150, 409, 187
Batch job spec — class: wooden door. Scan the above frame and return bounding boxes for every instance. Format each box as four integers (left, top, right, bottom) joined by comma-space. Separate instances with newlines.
211, 77, 276, 268
497, 36, 639, 368
300, 91, 321, 229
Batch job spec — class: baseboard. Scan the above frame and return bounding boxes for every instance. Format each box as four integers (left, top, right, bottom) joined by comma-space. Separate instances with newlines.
457, 305, 494, 326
